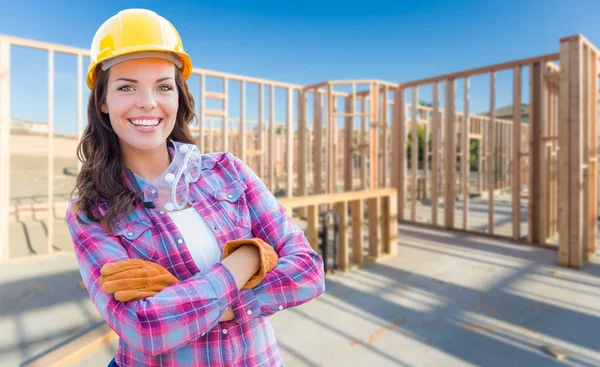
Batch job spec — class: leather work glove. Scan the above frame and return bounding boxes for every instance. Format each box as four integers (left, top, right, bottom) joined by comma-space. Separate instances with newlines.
99, 259, 180, 302
222, 238, 279, 290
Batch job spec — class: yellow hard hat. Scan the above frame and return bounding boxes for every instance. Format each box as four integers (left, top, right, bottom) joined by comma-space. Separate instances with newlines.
86, 9, 192, 89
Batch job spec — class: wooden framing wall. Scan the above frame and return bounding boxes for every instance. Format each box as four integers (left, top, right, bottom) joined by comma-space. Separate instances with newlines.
1, 33, 599, 270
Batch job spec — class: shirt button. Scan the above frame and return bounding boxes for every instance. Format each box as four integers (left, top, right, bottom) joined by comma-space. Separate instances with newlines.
222, 329, 228, 334
127, 232, 133, 237
177, 239, 183, 244
159, 211, 165, 215
213, 226, 218, 231
227, 194, 233, 199
151, 189, 157, 194
246, 310, 253, 315
278, 305, 284, 311
201, 332, 206, 336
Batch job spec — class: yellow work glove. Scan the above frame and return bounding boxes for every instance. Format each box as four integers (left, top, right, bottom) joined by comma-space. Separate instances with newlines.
222, 238, 279, 290
99, 259, 180, 302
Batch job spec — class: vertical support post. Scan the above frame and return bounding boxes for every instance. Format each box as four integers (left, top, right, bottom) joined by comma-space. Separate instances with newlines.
360, 97, 367, 190
307, 205, 319, 251
326, 84, 333, 195
512, 66, 522, 241
222, 77, 229, 152
76, 54, 83, 172
432, 83, 440, 225
298, 90, 307, 216
314, 89, 322, 198
530, 62, 547, 243
588, 49, 598, 255
370, 82, 379, 190
47, 50, 55, 255
411, 87, 418, 221
286, 87, 293, 198
335, 200, 348, 271
381, 85, 388, 188
269, 85, 275, 192
488, 72, 496, 234
462, 77, 470, 229
351, 199, 364, 265
558, 35, 584, 268
381, 191, 398, 256
368, 197, 381, 258
258, 83, 264, 179
444, 79, 456, 229
344, 87, 354, 191
0, 40, 10, 260
240, 81, 246, 162
199, 73, 205, 152
398, 88, 407, 220
391, 88, 400, 215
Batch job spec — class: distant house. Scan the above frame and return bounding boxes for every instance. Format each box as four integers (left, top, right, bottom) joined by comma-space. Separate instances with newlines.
480, 104, 529, 123
11, 118, 49, 134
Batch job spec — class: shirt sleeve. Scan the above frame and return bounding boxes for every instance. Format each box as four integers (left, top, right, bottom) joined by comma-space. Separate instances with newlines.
66, 202, 239, 357
229, 154, 326, 323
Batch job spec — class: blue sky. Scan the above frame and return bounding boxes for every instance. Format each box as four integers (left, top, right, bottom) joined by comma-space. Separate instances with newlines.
1, 0, 599, 135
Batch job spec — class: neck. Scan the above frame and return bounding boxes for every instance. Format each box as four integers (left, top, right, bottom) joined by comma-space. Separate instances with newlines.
121, 142, 171, 182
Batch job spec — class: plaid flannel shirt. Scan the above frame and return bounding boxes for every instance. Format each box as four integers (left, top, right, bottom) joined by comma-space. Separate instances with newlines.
66, 145, 326, 366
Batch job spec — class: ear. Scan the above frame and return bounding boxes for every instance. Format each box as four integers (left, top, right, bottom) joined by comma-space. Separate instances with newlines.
100, 102, 108, 114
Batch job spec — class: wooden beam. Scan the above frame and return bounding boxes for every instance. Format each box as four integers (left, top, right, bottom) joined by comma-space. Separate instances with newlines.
370, 83, 379, 190
400, 53, 559, 89
351, 200, 364, 265
411, 87, 418, 221
326, 84, 333, 195
269, 85, 275, 192
76, 54, 83, 173
432, 83, 440, 226
368, 197, 381, 258
307, 205, 319, 251
0, 40, 10, 260
47, 50, 54, 255
444, 79, 456, 229
344, 92, 353, 192
258, 83, 264, 178
398, 88, 407, 220
335, 201, 348, 271
530, 62, 548, 244
488, 72, 496, 234
286, 87, 293, 198
381, 85, 388, 188
222, 77, 229, 152
240, 81, 246, 161
298, 90, 307, 217
314, 90, 322, 198
382, 191, 398, 256
589, 49, 598, 255
512, 66, 522, 240
462, 77, 470, 229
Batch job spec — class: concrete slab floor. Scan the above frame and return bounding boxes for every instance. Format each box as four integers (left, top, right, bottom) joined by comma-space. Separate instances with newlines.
2, 223, 599, 366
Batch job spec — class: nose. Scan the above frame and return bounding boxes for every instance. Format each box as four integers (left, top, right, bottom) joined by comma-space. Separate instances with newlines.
136, 88, 157, 110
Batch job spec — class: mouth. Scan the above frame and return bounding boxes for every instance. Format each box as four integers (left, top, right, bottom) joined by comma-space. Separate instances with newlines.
128, 118, 162, 128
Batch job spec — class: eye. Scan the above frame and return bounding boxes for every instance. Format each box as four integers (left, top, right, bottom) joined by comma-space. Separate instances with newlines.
118, 85, 134, 92
158, 85, 174, 92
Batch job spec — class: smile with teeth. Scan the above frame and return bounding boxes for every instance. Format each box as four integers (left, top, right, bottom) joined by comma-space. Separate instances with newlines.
129, 118, 162, 127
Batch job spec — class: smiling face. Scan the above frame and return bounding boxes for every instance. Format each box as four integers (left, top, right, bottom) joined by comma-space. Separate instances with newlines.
101, 57, 179, 157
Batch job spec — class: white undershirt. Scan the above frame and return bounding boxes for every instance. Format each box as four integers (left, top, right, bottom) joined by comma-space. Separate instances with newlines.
167, 207, 222, 271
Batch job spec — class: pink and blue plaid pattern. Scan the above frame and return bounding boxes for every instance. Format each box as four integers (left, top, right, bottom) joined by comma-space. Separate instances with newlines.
67, 148, 326, 366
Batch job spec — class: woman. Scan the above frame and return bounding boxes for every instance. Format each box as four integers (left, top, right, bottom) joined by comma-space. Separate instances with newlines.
67, 8, 325, 367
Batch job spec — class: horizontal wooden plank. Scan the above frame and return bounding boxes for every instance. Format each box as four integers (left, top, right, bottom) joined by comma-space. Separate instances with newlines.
203, 109, 226, 116
279, 189, 397, 209
204, 92, 226, 100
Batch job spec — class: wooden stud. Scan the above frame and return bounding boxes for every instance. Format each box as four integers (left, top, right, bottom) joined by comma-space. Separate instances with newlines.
360, 97, 367, 190
47, 50, 54, 255
411, 87, 418, 221
0, 40, 10, 260
351, 199, 364, 264
222, 78, 229, 152
307, 205, 319, 251
297, 90, 307, 217
381, 191, 398, 256
398, 88, 407, 220
530, 62, 547, 243
326, 84, 333, 195
462, 77, 470, 229
370, 83, 379, 190
335, 200, 348, 271
381, 85, 388, 188
589, 49, 598, 255
314, 89, 322, 197
344, 92, 353, 191
286, 87, 293, 198
445, 79, 456, 229
239, 81, 246, 161
368, 197, 381, 258
512, 66, 522, 240
269, 85, 275, 192
432, 83, 440, 225
488, 72, 496, 234
76, 54, 83, 173
258, 83, 264, 178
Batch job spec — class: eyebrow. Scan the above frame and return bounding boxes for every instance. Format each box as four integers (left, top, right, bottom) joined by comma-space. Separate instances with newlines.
115, 77, 174, 83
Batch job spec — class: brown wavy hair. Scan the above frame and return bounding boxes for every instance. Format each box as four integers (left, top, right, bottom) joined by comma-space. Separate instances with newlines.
73, 66, 197, 233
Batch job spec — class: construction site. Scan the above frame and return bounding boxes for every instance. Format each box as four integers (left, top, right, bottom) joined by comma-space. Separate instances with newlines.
1, 30, 600, 366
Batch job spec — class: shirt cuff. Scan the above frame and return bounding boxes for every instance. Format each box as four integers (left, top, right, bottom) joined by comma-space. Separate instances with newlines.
231, 288, 262, 323
204, 262, 239, 312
